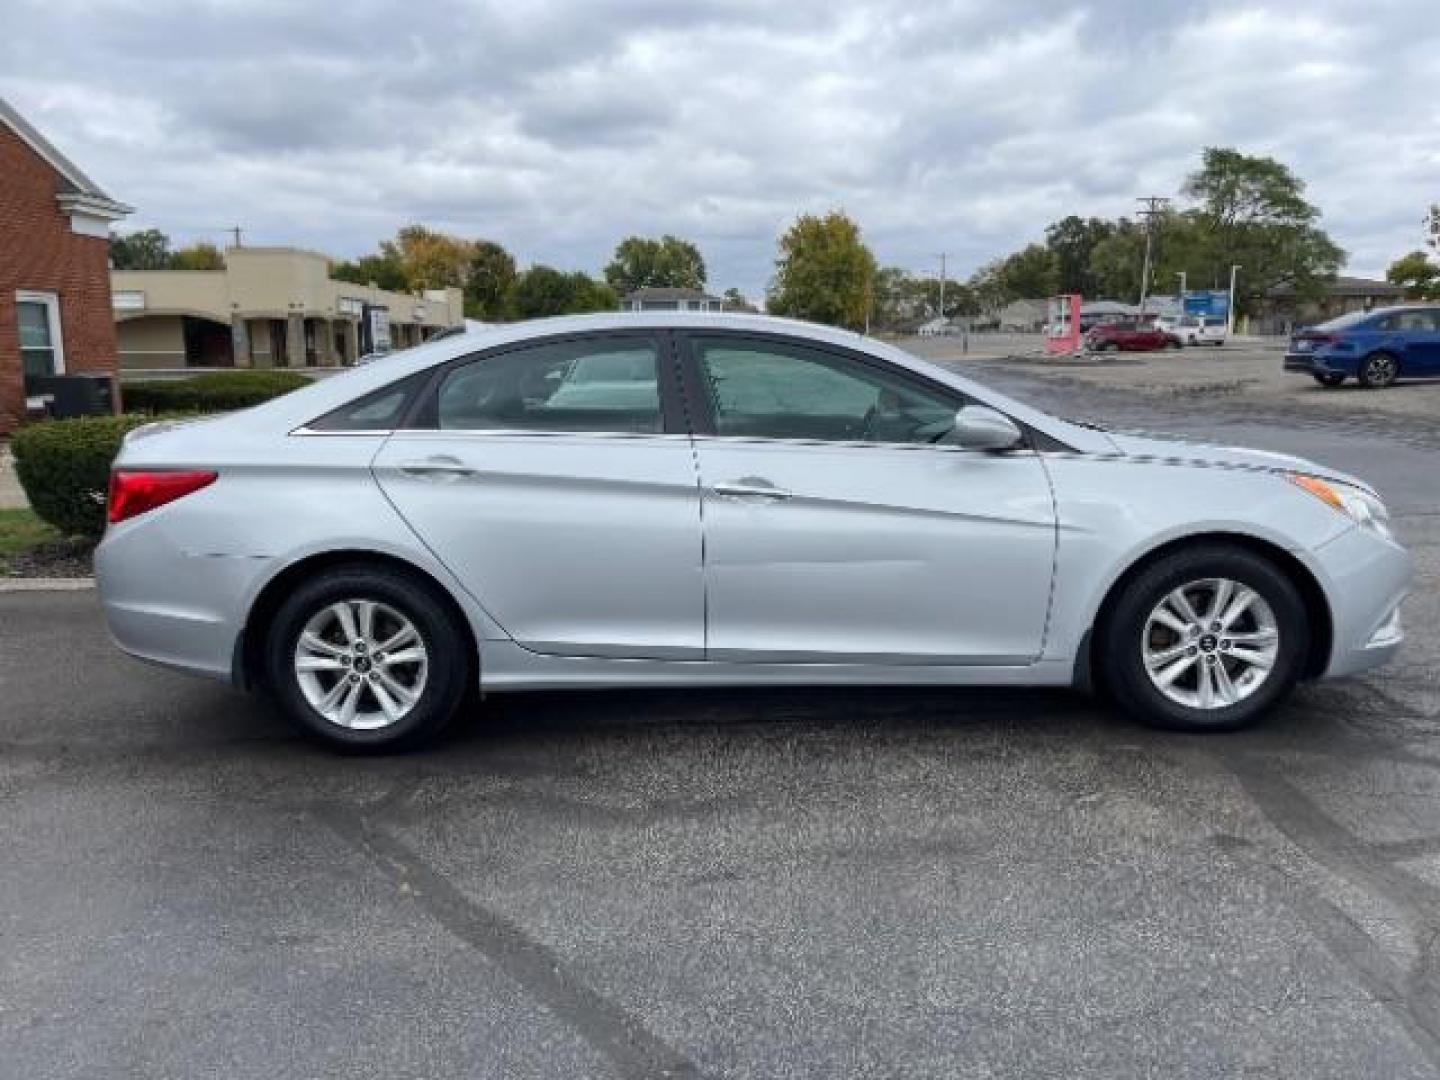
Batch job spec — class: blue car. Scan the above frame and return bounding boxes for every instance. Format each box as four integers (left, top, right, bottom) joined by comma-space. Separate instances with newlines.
1284, 305, 1440, 388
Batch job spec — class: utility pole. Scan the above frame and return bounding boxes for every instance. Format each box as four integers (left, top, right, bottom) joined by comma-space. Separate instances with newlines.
229, 225, 243, 249
1136, 196, 1170, 318
934, 253, 948, 322
1226, 264, 1242, 337
1176, 271, 1187, 316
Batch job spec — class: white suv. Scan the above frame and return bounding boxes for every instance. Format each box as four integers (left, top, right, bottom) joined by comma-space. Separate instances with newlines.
1176, 315, 1227, 347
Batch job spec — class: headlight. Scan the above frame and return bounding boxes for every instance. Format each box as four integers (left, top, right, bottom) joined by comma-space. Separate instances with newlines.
1289, 474, 1393, 540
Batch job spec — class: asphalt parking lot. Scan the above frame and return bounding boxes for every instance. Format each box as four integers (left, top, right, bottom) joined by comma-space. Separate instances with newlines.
3, 345, 1439, 1078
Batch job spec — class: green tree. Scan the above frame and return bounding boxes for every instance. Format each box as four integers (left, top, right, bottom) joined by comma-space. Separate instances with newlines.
1044, 216, 1115, 296
1387, 250, 1440, 300
966, 245, 1059, 311
604, 235, 707, 294
767, 211, 877, 330
109, 228, 173, 270
1181, 147, 1342, 309
1086, 221, 1147, 302
565, 272, 618, 313
507, 266, 616, 318
722, 288, 757, 313
464, 240, 518, 320
331, 253, 409, 291
997, 243, 1059, 300
170, 242, 225, 271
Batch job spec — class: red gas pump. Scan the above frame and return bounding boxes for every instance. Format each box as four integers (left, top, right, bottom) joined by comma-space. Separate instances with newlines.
1045, 294, 1082, 355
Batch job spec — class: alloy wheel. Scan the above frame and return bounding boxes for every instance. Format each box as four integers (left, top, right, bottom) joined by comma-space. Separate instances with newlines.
293, 599, 429, 730
1141, 578, 1279, 710
1363, 354, 1397, 387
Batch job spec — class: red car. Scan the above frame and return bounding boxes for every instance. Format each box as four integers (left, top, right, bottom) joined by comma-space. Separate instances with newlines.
1086, 321, 1182, 352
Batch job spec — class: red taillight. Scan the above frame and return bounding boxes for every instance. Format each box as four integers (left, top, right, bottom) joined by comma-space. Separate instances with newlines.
107, 470, 217, 525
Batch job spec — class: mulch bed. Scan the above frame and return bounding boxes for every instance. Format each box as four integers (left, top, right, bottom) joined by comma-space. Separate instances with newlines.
1, 537, 95, 579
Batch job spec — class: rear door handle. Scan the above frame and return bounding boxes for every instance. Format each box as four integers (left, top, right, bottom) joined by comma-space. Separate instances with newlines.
711, 480, 792, 501
398, 455, 477, 480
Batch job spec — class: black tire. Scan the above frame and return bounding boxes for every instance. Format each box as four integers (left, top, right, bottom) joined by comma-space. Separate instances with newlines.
1313, 373, 1346, 388
1357, 351, 1399, 389
1166, 336, 1182, 350
264, 563, 471, 752
1099, 545, 1309, 733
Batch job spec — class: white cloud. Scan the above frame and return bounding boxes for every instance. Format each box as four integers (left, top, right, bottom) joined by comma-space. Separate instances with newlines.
2, 0, 1436, 294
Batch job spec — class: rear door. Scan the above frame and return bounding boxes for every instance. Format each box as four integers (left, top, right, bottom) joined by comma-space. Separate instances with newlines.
678, 332, 1057, 664
372, 331, 704, 659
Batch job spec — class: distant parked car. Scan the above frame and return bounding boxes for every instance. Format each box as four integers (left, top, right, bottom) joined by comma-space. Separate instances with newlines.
1172, 315, 1227, 347
1086, 321, 1182, 352
1285, 306, 1440, 388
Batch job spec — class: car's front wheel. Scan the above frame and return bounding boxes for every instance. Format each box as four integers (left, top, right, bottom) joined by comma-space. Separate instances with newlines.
1358, 352, 1399, 389
1100, 545, 1308, 732
265, 564, 471, 752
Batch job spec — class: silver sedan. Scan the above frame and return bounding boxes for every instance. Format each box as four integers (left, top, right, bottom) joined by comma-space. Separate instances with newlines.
96, 313, 1411, 751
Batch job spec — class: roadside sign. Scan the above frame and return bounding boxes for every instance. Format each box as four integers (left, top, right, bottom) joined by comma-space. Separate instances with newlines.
1183, 290, 1229, 319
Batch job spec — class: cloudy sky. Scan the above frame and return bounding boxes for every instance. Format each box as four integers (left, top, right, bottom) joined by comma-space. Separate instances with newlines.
3, 0, 1436, 296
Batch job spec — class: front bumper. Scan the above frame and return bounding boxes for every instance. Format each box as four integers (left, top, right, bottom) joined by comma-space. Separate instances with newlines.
1310, 524, 1411, 679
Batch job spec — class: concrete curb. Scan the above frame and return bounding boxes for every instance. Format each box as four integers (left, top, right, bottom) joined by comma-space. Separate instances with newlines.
0, 577, 95, 592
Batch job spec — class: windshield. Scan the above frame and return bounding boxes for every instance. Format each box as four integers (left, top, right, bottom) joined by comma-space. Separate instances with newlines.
1311, 310, 1374, 332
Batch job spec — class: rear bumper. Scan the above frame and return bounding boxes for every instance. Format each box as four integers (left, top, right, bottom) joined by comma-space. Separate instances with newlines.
95, 516, 267, 683
1284, 351, 1357, 376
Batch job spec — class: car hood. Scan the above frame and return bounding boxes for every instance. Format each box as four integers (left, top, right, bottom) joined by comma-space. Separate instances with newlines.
1104, 430, 1375, 494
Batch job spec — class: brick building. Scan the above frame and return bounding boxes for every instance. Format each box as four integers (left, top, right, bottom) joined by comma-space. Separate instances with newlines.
0, 96, 131, 434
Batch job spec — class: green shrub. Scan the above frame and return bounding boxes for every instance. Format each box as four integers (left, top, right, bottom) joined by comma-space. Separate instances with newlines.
123, 370, 311, 413
11, 414, 166, 538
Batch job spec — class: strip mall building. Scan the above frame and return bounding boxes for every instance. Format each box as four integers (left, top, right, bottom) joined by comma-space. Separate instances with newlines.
113, 248, 464, 370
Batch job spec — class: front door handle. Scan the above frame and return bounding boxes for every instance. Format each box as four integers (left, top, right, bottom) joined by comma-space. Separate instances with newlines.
398, 455, 477, 480
711, 480, 792, 501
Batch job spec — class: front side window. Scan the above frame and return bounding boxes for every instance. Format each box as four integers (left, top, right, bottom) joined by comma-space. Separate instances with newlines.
692, 337, 957, 445
16, 292, 63, 378
437, 337, 661, 433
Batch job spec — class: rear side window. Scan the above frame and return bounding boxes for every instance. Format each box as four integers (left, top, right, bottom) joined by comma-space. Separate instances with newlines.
308, 372, 428, 431
435, 337, 662, 433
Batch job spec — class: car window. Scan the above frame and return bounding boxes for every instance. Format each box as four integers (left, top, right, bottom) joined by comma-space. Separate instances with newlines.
693, 337, 958, 445
309, 372, 428, 431
436, 337, 661, 433
1314, 310, 1375, 332
1393, 309, 1440, 332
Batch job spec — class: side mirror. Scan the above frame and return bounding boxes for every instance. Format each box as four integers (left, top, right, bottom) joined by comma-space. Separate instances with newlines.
951, 405, 1024, 451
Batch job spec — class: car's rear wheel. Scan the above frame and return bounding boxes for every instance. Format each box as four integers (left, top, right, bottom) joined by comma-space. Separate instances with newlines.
1314, 373, 1346, 388
265, 564, 471, 752
1100, 545, 1308, 732
1358, 352, 1399, 389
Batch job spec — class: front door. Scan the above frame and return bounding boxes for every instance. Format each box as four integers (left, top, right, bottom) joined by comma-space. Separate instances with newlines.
679, 333, 1056, 664
373, 332, 704, 659
1402, 309, 1440, 375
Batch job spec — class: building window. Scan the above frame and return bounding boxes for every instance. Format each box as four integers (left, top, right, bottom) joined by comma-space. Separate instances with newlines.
16, 291, 65, 378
